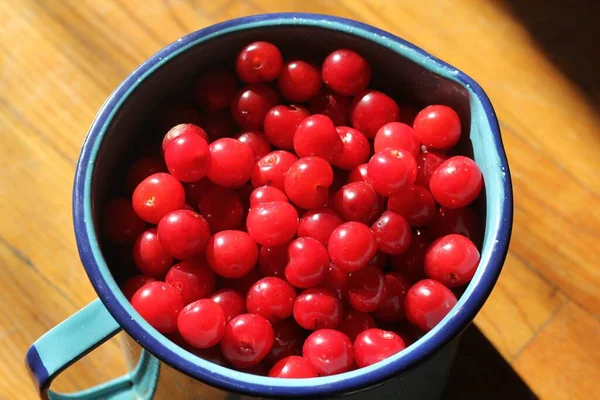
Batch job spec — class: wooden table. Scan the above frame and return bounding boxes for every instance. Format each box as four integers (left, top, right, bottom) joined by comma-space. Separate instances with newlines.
1, 1, 598, 399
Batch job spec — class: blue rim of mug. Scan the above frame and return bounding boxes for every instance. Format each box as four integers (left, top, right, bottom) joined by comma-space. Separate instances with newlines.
73, 13, 512, 397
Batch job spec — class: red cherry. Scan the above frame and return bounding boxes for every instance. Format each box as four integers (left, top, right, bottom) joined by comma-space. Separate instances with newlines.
235, 130, 272, 162
284, 156, 333, 209
345, 266, 387, 312
183, 178, 215, 206
337, 310, 377, 342
157, 210, 210, 260
231, 84, 279, 130
211, 289, 246, 323
367, 148, 417, 197
328, 222, 377, 272
258, 243, 289, 278
415, 151, 448, 190
307, 88, 351, 126
131, 281, 183, 333
246, 201, 299, 246
413, 105, 461, 150
405, 279, 458, 332
193, 69, 237, 113
132, 173, 185, 224
206, 230, 258, 279
251, 150, 298, 191
218, 267, 263, 295
263, 105, 310, 150
121, 275, 156, 300
249, 186, 288, 208
322, 49, 371, 96
293, 288, 342, 330
101, 198, 146, 244
388, 185, 437, 227
165, 260, 216, 305
374, 122, 420, 156
297, 208, 343, 246
351, 90, 400, 138
293, 115, 343, 163
285, 237, 329, 288
368, 251, 389, 271
164, 133, 211, 183
220, 313, 274, 368
125, 156, 167, 193
371, 211, 412, 255
207, 138, 254, 188
198, 186, 244, 233
390, 229, 430, 281
178, 299, 226, 349
278, 60, 322, 102
428, 207, 481, 243
321, 263, 349, 294
246, 277, 297, 323
132, 228, 173, 277
348, 163, 369, 183
269, 355, 317, 378
303, 329, 353, 376
354, 329, 405, 367
236, 41, 283, 83
373, 272, 412, 322
424, 234, 480, 288
334, 126, 370, 170
265, 320, 306, 365
430, 156, 483, 209
333, 181, 384, 225
198, 110, 237, 140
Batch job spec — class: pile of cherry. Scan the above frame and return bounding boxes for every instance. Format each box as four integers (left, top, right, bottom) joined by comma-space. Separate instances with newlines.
102, 41, 483, 378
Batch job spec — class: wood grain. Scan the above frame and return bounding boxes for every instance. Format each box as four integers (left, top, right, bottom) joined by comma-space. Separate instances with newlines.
1, 1, 598, 399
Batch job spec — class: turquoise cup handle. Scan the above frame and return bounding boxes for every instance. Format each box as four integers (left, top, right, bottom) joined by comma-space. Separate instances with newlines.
25, 299, 159, 400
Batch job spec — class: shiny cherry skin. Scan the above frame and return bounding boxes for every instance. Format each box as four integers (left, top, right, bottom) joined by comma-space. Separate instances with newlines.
374, 122, 420, 156
131, 281, 184, 333
303, 329, 353, 376
428, 207, 480, 243
348, 163, 369, 183
413, 105, 461, 150
125, 156, 167, 193
198, 110, 237, 140
132, 228, 173, 277
121, 275, 156, 300
373, 272, 412, 322
246, 201, 299, 246
211, 289, 246, 323
235, 130, 272, 162
307, 88, 351, 126
424, 234, 480, 288
183, 178, 215, 206
249, 185, 288, 207
322, 49, 371, 96
388, 185, 437, 227
354, 329, 405, 368
265, 320, 306, 365
206, 230, 258, 279
415, 151, 448, 190
258, 243, 289, 277
263, 105, 310, 150
278, 60, 322, 102
193, 69, 237, 113
430, 156, 483, 209
284, 156, 333, 209
220, 313, 275, 368
165, 260, 216, 304
345, 266, 387, 312
101, 198, 146, 244
236, 41, 283, 83
333, 181, 383, 225
285, 237, 329, 288
177, 299, 226, 349
207, 138, 254, 188
164, 133, 211, 182
231, 84, 279, 130
351, 90, 400, 138
337, 310, 377, 342
157, 210, 210, 260
246, 277, 297, 323
162, 124, 209, 154
293, 115, 343, 163
132, 173, 185, 224
293, 288, 342, 330
405, 279, 458, 332
334, 126, 370, 170
371, 211, 412, 255
368, 148, 417, 197
297, 208, 343, 246
198, 186, 244, 233
390, 229, 430, 281
269, 356, 317, 378
328, 222, 377, 272
251, 150, 298, 191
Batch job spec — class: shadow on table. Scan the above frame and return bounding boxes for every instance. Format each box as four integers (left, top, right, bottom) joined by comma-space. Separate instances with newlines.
444, 325, 538, 399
